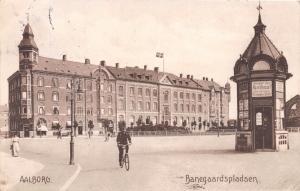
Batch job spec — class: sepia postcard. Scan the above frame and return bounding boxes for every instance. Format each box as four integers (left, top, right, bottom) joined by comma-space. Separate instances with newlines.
0, 0, 300, 191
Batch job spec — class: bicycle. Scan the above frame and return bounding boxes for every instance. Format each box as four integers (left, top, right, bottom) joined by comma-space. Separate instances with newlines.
88, 129, 93, 139
119, 144, 130, 171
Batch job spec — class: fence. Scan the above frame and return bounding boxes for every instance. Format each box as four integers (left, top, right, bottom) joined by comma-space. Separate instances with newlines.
128, 129, 237, 137
275, 130, 289, 151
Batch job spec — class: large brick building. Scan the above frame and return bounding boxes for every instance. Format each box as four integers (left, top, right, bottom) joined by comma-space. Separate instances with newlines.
7, 24, 230, 137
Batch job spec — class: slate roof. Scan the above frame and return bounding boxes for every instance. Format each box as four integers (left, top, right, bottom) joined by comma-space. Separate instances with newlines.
34, 56, 98, 76
242, 14, 281, 60
192, 79, 221, 91
33, 56, 223, 90
105, 66, 163, 83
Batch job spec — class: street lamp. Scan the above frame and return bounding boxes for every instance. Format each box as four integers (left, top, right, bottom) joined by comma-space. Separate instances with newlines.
69, 77, 83, 165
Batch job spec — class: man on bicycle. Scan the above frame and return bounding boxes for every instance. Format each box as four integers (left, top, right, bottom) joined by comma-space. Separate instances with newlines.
117, 126, 131, 167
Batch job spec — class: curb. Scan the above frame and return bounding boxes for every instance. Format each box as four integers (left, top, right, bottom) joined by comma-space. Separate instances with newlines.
59, 164, 82, 191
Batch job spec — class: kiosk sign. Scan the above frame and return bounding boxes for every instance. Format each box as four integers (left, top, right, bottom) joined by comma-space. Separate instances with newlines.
252, 81, 272, 97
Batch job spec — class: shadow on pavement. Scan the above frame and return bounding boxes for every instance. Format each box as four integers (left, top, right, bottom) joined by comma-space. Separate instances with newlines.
133, 149, 253, 156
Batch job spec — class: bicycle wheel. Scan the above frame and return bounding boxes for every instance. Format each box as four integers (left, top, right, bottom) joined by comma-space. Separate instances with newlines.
120, 156, 124, 168
124, 154, 129, 171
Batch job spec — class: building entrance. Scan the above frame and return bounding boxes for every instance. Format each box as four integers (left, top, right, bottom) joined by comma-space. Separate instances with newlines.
254, 107, 273, 149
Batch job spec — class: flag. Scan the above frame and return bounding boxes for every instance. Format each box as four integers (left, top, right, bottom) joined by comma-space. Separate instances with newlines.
156, 52, 164, 58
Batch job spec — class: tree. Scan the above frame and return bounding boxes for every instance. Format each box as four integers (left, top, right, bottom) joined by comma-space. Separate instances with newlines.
173, 120, 177, 127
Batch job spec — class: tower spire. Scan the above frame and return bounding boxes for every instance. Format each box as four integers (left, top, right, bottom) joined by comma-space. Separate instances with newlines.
257, 0, 262, 15
254, 1, 266, 34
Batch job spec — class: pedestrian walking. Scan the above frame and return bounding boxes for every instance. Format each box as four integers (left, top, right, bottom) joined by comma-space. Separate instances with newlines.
88, 120, 94, 139
57, 123, 62, 139
104, 126, 110, 142
11, 134, 20, 157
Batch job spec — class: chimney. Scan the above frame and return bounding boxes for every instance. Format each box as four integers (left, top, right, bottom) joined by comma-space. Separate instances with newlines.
144, 65, 147, 70
191, 75, 193, 79
115, 63, 119, 68
100, 60, 105, 66
211, 78, 213, 82
62, 54, 67, 61
85, 58, 90, 64
154, 67, 159, 72
180, 73, 183, 78
206, 77, 208, 81
203, 77, 205, 80
187, 75, 190, 79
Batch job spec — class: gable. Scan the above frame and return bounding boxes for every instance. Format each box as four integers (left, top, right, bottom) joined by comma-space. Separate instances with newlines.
160, 75, 173, 85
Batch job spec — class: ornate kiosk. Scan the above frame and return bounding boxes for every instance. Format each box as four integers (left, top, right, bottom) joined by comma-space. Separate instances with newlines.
231, 11, 292, 151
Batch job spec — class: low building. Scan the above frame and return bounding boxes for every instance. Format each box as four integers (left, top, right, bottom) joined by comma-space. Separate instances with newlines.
0, 104, 9, 137
285, 95, 300, 128
7, 23, 231, 137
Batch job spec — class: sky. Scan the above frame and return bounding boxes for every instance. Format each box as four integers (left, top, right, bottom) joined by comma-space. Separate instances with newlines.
0, 0, 299, 119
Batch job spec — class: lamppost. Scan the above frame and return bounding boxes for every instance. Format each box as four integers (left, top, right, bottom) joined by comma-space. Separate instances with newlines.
70, 77, 82, 165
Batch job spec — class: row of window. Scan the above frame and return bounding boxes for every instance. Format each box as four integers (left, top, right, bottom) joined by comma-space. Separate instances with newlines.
119, 86, 203, 102
127, 87, 158, 97
37, 77, 108, 92
21, 51, 37, 60
125, 101, 158, 111
9, 76, 30, 91
117, 100, 205, 113
126, 115, 204, 126
37, 106, 101, 116
173, 91, 202, 101
173, 103, 203, 113
37, 91, 95, 103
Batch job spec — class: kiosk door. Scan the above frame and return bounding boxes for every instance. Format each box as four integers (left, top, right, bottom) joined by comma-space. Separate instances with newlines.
255, 107, 273, 149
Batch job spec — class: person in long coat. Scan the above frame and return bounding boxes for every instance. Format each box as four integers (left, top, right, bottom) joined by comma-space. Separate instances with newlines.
11, 134, 20, 157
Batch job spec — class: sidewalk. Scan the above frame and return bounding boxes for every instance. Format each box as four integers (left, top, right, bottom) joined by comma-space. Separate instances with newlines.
0, 152, 44, 191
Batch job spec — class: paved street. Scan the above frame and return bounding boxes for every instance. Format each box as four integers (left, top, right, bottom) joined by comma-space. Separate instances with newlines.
1, 133, 300, 191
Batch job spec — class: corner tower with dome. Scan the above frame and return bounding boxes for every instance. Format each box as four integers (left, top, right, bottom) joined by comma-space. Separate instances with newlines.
231, 8, 292, 151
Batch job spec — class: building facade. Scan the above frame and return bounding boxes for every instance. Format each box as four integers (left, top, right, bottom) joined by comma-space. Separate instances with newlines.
0, 104, 9, 137
7, 24, 230, 137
